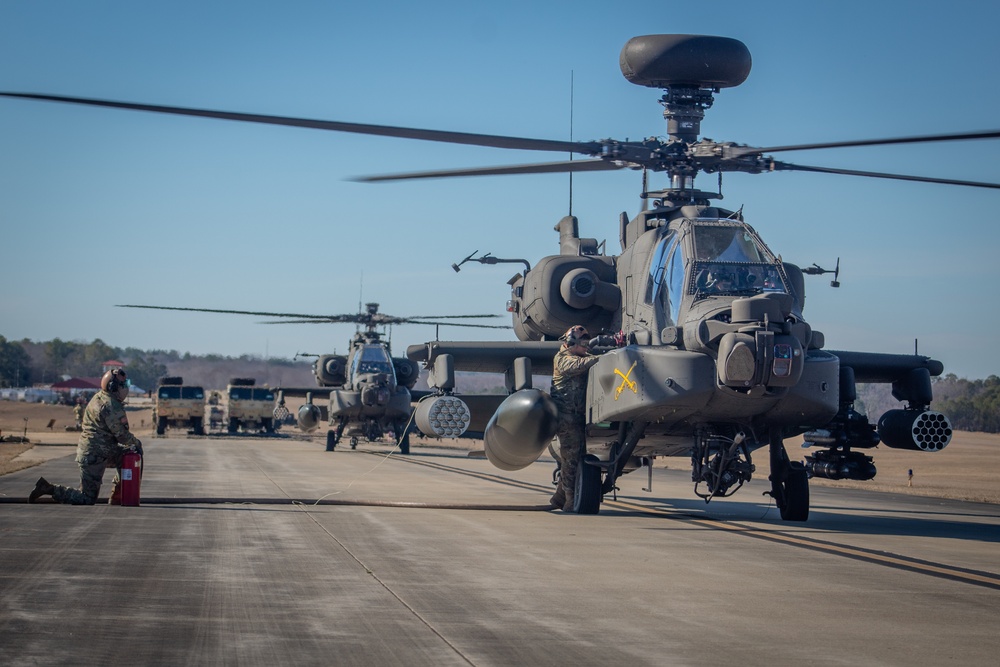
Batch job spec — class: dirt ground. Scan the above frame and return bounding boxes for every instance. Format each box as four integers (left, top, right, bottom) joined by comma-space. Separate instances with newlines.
2, 399, 997, 504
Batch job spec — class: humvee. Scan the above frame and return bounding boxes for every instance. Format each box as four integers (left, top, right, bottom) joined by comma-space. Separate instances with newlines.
225, 378, 276, 434
153, 376, 206, 436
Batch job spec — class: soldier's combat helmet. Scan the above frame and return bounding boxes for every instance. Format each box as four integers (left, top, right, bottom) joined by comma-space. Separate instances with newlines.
101, 369, 129, 402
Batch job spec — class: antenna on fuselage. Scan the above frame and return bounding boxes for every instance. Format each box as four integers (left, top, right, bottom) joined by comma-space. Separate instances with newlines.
568, 70, 574, 217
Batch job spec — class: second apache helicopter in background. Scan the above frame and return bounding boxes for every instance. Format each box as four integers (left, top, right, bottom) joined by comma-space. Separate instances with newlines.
6, 33, 999, 519
118, 301, 506, 454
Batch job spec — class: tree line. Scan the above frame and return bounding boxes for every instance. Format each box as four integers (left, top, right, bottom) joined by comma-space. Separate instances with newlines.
0, 336, 307, 393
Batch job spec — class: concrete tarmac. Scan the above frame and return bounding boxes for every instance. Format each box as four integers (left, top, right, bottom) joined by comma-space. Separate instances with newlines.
1, 436, 998, 666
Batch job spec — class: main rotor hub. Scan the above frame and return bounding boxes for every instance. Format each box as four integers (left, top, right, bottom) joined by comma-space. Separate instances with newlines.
619, 35, 752, 197
659, 86, 716, 144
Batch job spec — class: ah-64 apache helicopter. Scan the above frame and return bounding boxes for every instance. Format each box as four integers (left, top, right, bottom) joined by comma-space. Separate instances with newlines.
5, 34, 998, 519
117, 302, 507, 454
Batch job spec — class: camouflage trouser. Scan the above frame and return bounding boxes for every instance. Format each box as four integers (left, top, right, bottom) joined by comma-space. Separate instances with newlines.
51, 451, 124, 505
555, 410, 586, 510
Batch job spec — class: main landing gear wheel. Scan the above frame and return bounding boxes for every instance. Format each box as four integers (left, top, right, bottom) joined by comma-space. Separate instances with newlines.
779, 462, 810, 522
350, 436, 359, 449
768, 428, 810, 522
573, 455, 603, 515
325, 431, 337, 452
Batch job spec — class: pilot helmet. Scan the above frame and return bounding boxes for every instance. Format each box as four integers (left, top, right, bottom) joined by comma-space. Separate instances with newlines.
101, 369, 130, 402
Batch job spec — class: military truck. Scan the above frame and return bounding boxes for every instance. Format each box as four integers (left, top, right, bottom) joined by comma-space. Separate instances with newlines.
153, 376, 206, 436
225, 378, 277, 434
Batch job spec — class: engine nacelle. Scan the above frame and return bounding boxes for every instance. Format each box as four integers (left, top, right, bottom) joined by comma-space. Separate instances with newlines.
483, 389, 559, 471
392, 357, 420, 389
297, 403, 322, 432
415, 395, 471, 438
510, 254, 619, 341
877, 409, 952, 452
313, 354, 347, 387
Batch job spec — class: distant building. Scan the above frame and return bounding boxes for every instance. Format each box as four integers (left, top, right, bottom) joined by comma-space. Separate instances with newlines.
51, 377, 101, 402
51, 378, 102, 391
102, 360, 125, 374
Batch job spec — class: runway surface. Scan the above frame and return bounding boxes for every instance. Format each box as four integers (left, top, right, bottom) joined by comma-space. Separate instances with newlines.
1, 435, 998, 666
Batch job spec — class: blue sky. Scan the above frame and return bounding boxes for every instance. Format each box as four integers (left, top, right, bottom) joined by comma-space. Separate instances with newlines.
2, 1, 998, 379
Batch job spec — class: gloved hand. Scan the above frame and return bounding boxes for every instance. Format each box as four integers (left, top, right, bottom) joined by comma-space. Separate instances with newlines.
129, 441, 143, 457
588, 334, 619, 351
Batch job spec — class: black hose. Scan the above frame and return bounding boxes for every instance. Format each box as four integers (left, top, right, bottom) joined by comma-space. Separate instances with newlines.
5, 495, 556, 510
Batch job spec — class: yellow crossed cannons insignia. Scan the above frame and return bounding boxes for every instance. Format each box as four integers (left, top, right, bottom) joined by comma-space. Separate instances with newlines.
614, 361, 638, 400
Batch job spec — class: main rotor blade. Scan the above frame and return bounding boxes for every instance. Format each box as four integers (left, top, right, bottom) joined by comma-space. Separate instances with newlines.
0, 92, 603, 155
259, 319, 510, 328
118, 304, 506, 324
405, 314, 502, 319
352, 158, 624, 182
402, 320, 511, 329
770, 161, 1000, 189
739, 129, 1000, 155
117, 304, 332, 319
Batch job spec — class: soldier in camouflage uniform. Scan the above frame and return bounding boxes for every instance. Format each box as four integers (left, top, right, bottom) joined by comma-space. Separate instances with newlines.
73, 401, 84, 430
29, 369, 142, 505
550, 325, 602, 512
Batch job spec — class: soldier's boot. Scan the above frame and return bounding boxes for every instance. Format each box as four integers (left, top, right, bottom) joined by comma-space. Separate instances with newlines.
549, 486, 566, 508
560, 471, 576, 512
108, 480, 122, 506
28, 477, 54, 503
562, 493, 576, 513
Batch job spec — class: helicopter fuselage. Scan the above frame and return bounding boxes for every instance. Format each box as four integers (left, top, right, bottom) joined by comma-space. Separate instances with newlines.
409, 203, 950, 517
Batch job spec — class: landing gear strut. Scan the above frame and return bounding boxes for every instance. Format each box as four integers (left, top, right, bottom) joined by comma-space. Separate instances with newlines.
326, 419, 347, 452
393, 420, 411, 455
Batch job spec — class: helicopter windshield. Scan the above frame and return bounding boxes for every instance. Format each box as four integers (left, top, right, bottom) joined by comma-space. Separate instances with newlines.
352, 345, 396, 379
645, 228, 685, 324
693, 223, 769, 262
689, 222, 788, 298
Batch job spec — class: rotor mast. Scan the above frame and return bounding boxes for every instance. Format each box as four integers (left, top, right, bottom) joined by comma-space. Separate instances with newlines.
659, 85, 716, 193
619, 34, 752, 202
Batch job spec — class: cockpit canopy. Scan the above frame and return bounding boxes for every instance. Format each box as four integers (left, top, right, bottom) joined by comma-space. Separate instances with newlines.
351, 344, 396, 381
645, 220, 790, 325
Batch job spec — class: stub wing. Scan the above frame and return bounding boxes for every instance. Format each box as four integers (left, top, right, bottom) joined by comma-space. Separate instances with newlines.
272, 386, 334, 399
406, 340, 562, 375
826, 350, 944, 383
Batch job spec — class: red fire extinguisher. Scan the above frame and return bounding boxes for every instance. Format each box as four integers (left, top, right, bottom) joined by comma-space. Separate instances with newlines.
119, 452, 142, 506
